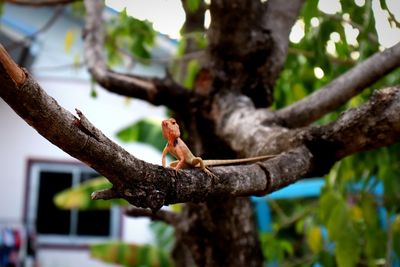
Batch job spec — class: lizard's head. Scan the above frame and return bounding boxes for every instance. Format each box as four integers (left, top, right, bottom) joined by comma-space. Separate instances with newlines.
162, 118, 180, 140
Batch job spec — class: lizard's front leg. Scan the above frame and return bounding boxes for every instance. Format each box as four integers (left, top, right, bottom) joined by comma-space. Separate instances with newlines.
174, 159, 186, 170
161, 145, 169, 167
167, 160, 185, 177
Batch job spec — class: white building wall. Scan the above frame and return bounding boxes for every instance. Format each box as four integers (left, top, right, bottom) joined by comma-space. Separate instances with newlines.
0, 78, 165, 267
0, 4, 175, 266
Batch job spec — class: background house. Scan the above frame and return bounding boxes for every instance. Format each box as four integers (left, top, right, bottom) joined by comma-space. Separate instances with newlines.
0, 3, 174, 266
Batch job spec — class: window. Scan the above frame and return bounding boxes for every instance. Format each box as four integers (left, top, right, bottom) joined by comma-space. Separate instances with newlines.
26, 161, 121, 245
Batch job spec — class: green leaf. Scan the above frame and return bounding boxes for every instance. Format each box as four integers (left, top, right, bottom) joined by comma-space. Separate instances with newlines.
131, 36, 151, 59
116, 118, 165, 152
301, 0, 319, 32
393, 215, 400, 256
90, 78, 97, 98
318, 191, 341, 223
335, 234, 360, 267
150, 222, 175, 253
183, 59, 200, 89
259, 232, 294, 262
329, 203, 360, 267
364, 228, 386, 263
54, 177, 128, 210
105, 8, 155, 64
306, 226, 323, 253
360, 193, 378, 227
176, 38, 187, 57
319, 190, 361, 267
318, 251, 336, 267
70, 1, 85, 18
185, 0, 201, 13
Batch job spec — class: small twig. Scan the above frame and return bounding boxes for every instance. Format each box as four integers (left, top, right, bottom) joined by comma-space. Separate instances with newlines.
91, 188, 120, 200
288, 47, 354, 66
268, 199, 289, 222
280, 201, 318, 228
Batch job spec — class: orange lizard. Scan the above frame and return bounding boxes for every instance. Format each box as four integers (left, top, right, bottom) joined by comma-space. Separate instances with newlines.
161, 118, 276, 176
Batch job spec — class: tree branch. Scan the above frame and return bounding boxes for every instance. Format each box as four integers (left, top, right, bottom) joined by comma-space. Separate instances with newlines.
0, 54, 266, 210
213, 85, 400, 175
4, 0, 78, 5
308, 87, 400, 159
83, 0, 190, 112
1, 43, 400, 211
0, 44, 282, 210
276, 41, 400, 128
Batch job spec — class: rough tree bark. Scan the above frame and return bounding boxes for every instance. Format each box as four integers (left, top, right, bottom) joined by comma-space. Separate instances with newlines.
1, 1, 400, 267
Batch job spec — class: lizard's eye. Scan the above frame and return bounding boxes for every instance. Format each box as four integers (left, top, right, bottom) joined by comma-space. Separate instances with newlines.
172, 121, 176, 125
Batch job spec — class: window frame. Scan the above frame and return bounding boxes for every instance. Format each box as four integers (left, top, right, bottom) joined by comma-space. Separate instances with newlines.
25, 160, 121, 246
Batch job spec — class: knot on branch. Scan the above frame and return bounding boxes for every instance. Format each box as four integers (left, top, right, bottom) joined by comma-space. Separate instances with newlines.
146, 190, 166, 211
372, 86, 398, 103
121, 187, 166, 212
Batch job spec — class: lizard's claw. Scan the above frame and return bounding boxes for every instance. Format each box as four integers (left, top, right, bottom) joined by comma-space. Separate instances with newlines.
203, 168, 219, 180
170, 167, 180, 177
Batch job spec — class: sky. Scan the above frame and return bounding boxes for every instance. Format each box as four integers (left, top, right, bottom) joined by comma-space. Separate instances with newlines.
105, 0, 400, 47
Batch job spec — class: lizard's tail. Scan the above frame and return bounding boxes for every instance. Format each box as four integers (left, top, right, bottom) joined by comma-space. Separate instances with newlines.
201, 155, 277, 167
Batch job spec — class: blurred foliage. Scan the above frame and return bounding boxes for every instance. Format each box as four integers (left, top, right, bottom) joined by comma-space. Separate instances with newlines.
259, 0, 400, 266
185, 0, 202, 13
90, 77, 98, 98
90, 241, 173, 267
54, 176, 176, 267
182, 59, 200, 88
150, 221, 175, 255
172, 32, 207, 88
260, 232, 294, 263
116, 118, 165, 151
105, 8, 155, 65
273, 0, 400, 120
69, 1, 85, 18
54, 176, 128, 210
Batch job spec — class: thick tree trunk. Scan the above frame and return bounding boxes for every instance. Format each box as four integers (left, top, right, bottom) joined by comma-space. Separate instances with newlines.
171, 1, 305, 265
176, 198, 262, 267
172, 1, 274, 265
